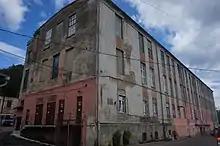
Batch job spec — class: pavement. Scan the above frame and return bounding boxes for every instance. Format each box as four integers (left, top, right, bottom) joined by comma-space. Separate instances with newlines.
133, 136, 217, 146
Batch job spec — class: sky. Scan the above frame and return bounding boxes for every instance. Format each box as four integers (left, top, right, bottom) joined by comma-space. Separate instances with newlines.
0, 0, 220, 107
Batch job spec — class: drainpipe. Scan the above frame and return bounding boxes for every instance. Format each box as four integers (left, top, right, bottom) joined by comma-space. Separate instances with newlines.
155, 46, 166, 140
95, 0, 100, 146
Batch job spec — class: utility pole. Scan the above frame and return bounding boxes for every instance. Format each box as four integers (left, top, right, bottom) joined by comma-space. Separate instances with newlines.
155, 47, 166, 140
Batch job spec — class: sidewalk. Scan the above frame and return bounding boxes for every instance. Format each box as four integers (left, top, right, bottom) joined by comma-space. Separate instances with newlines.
131, 137, 192, 146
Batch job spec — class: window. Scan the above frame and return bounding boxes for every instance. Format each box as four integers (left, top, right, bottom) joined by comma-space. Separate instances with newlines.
118, 95, 126, 113
45, 29, 52, 47
166, 102, 170, 118
40, 59, 49, 82
174, 81, 177, 97
140, 63, 147, 85
172, 59, 175, 75
148, 40, 153, 59
65, 48, 74, 79
115, 15, 123, 38
25, 109, 30, 125
52, 54, 60, 79
150, 67, 155, 87
172, 104, 176, 118
138, 33, 144, 53
163, 75, 168, 93
26, 51, 32, 64
160, 51, 165, 66
116, 49, 125, 75
167, 55, 170, 71
23, 69, 29, 90
56, 21, 64, 41
152, 98, 158, 116
68, 14, 76, 37
143, 100, 149, 116
177, 107, 181, 118
6, 100, 12, 108
169, 79, 173, 97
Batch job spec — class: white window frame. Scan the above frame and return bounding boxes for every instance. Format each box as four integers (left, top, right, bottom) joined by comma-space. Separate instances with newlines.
143, 100, 148, 116
68, 14, 76, 37
153, 99, 157, 116
118, 95, 126, 113
141, 63, 147, 85
150, 67, 155, 87
45, 29, 52, 47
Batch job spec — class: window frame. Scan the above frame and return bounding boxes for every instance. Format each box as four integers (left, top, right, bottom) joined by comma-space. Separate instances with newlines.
150, 67, 155, 87
138, 33, 144, 54
115, 14, 123, 39
45, 29, 52, 48
148, 40, 153, 59
118, 95, 126, 113
68, 13, 76, 37
23, 69, 29, 90
143, 100, 149, 116
152, 98, 158, 116
140, 62, 147, 85
116, 49, 125, 75
52, 54, 60, 79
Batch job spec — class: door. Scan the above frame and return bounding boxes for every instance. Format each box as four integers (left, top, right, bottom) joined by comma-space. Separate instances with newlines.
46, 102, 56, 125
35, 104, 43, 125
72, 96, 83, 146
58, 100, 65, 122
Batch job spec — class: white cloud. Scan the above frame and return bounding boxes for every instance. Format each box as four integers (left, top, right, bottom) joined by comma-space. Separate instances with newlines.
40, 11, 47, 18
55, 0, 75, 10
123, 0, 220, 106
0, 0, 28, 31
33, 0, 43, 5
0, 42, 25, 64
37, 20, 46, 27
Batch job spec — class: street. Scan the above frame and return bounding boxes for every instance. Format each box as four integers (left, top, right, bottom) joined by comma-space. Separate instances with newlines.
138, 136, 217, 146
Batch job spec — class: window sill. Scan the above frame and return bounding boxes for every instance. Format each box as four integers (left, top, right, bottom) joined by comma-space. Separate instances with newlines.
67, 33, 76, 39
151, 86, 156, 89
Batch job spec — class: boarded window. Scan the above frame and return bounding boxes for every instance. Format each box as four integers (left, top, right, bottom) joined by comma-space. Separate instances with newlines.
116, 49, 125, 75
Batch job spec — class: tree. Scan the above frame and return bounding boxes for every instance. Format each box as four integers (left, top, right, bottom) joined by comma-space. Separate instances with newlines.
0, 64, 24, 98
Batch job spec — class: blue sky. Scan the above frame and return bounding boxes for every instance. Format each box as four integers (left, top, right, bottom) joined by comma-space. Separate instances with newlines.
0, 0, 220, 106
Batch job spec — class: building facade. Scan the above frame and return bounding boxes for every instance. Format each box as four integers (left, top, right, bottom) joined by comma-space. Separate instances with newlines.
0, 96, 18, 114
16, 0, 218, 146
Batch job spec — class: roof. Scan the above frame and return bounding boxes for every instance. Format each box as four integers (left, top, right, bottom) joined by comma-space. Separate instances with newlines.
103, 0, 213, 92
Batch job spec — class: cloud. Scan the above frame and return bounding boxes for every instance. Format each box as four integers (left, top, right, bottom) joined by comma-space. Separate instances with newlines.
123, 0, 220, 106
0, 41, 25, 64
37, 20, 46, 27
40, 11, 47, 18
55, 0, 75, 10
33, 0, 43, 5
0, 0, 28, 31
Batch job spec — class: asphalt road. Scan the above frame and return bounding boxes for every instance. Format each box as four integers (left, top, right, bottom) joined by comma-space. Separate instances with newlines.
138, 136, 217, 146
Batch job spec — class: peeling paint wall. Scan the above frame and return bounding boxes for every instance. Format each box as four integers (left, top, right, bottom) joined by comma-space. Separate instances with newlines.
22, 0, 97, 94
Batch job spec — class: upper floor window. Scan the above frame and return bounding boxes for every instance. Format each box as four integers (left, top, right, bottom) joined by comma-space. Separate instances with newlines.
148, 40, 153, 59
140, 63, 147, 85
166, 102, 171, 118
150, 67, 155, 87
115, 15, 123, 39
160, 51, 165, 67
23, 69, 29, 90
163, 75, 168, 93
167, 55, 170, 71
45, 29, 52, 48
40, 59, 49, 82
26, 51, 32, 64
52, 54, 60, 79
152, 98, 158, 116
138, 33, 144, 53
118, 90, 126, 113
6, 100, 12, 108
116, 49, 125, 75
68, 14, 76, 37
143, 100, 149, 116
172, 104, 176, 118
169, 78, 173, 97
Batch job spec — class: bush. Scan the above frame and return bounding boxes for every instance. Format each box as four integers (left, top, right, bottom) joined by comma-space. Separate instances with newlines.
112, 130, 121, 146
123, 130, 131, 146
